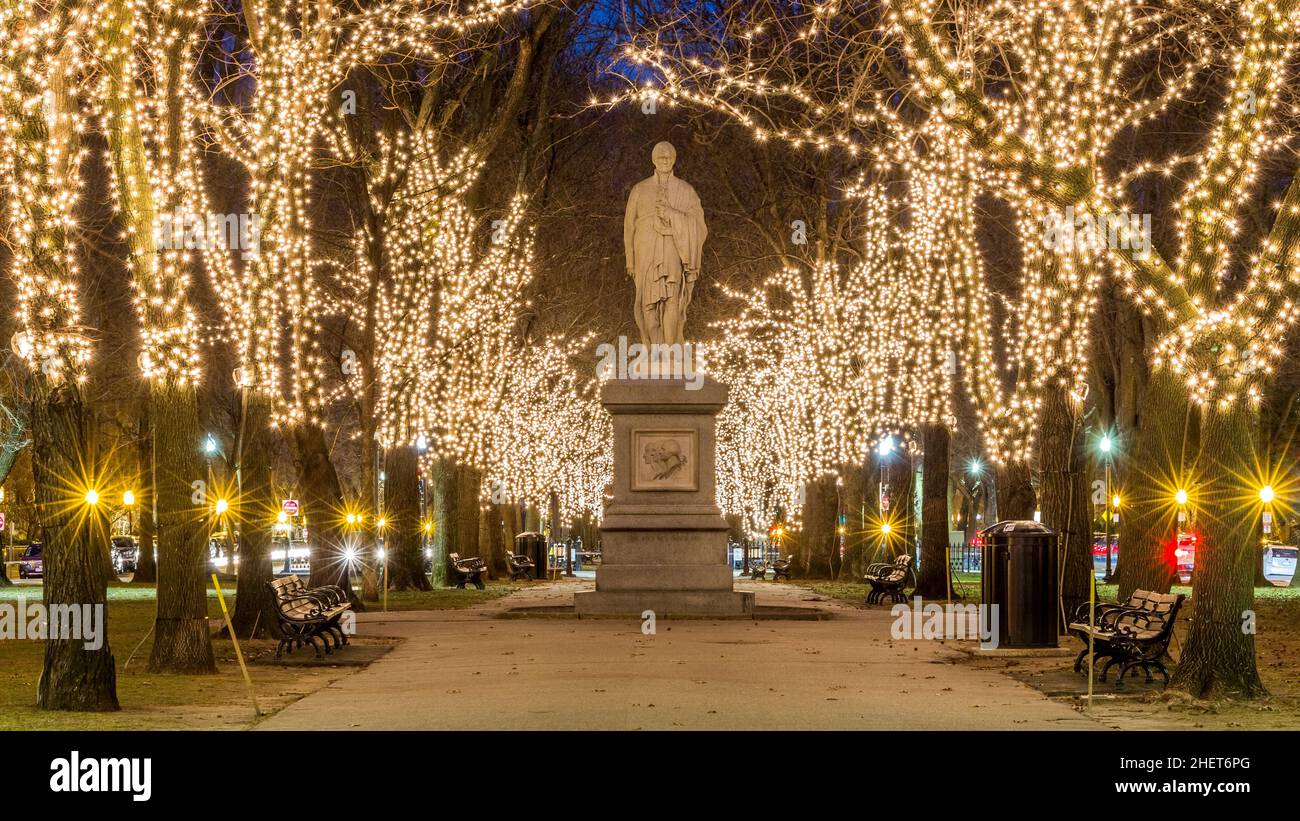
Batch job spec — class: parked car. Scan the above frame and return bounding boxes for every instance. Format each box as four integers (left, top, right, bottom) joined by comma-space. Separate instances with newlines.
111, 536, 139, 575
1174, 532, 1197, 583
18, 542, 43, 579
1091, 533, 1118, 579
1262, 542, 1298, 587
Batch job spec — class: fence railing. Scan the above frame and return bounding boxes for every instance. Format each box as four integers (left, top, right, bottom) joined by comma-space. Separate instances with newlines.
948, 542, 981, 574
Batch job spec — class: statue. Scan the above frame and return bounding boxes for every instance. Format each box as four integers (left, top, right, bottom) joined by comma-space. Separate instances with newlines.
623, 141, 707, 349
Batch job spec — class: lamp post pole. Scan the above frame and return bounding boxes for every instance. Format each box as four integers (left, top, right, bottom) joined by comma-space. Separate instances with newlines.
1099, 435, 1114, 582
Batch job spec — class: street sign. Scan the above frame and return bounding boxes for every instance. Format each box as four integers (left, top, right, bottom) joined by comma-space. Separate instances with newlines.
0, 512, 6, 531
282, 499, 300, 517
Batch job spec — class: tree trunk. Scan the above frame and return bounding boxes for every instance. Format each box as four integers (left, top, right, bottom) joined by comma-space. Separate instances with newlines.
296, 424, 354, 602
1116, 369, 1192, 599
1167, 404, 1267, 699
797, 475, 838, 578
481, 503, 508, 578
385, 445, 430, 591
148, 381, 216, 674
914, 423, 951, 599
1037, 386, 1094, 629
888, 451, 917, 557
229, 393, 278, 638
132, 392, 157, 584
358, 433, 380, 601
34, 384, 119, 711
836, 463, 870, 581
458, 464, 484, 559
995, 460, 1036, 522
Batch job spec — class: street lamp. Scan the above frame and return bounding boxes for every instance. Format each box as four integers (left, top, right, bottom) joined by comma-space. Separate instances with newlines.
1174, 488, 1189, 506
84, 489, 99, 506
1259, 485, 1276, 505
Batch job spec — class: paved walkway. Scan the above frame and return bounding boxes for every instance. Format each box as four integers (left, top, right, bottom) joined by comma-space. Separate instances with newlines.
257, 581, 1099, 730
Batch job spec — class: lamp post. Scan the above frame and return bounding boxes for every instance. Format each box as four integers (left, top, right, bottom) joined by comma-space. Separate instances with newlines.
1099, 435, 1115, 582
123, 490, 135, 539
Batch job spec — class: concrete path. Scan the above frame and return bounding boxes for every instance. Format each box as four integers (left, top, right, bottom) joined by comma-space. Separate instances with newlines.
257, 580, 1099, 730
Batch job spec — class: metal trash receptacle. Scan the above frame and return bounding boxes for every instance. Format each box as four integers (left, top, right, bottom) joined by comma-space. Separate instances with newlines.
980, 520, 1058, 648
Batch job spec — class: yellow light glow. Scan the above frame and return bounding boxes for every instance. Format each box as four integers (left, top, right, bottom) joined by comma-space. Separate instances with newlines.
215, 498, 229, 514
1111, 494, 1121, 508
84, 489, 99, 506
1175, 489, 1189, 506
880, 522, 892, 535
1260, 485, 1275, 504
123, 490, 135, 506
277, 511, 288, 524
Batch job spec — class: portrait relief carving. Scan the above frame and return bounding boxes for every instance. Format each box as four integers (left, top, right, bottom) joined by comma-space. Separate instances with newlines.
631, 430, 698, 491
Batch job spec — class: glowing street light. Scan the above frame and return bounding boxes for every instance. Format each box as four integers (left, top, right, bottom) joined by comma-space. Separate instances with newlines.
1098, 435, 1112, 454
1259, 485, 1276, 505
968, 458, 982, 477
877, 435, 895, 457
880, 522, 892, 536
215, 498, 229, 515
345, 512, 357, 525
122, 490, 135, 507
1174, 488, 1189, 506
203, 436, 217, 456
1111, 494, 1121, 509
84, 489, 99, 506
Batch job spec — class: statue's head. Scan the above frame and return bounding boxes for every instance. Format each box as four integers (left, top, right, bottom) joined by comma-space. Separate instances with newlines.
651, 141, 676, 174
661, 438, 684, 464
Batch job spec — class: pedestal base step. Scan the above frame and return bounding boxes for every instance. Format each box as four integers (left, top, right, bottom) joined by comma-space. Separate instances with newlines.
574, 589, 755, 617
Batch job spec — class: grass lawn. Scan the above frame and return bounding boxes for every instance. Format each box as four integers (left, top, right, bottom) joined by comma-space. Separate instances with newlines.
363, 580, 516, 611
0, 576, 521, 730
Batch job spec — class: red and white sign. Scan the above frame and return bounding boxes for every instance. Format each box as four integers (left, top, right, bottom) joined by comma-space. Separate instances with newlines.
281, 499, 300, 517
0, 512, 6, 531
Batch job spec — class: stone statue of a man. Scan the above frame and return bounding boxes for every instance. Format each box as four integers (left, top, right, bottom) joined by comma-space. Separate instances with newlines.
623, 141, 707, 348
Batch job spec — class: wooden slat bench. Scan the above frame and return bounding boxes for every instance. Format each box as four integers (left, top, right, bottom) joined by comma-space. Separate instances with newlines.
268, 575, 352, 659
864, 554, 913, 605
506, 552, 534, 581
1068, 590, 1185, 685
449, 553, 487, 589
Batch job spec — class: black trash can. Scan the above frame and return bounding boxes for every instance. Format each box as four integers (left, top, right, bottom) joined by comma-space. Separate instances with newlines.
980, 520, 1058, 648
514, 532, 547, 579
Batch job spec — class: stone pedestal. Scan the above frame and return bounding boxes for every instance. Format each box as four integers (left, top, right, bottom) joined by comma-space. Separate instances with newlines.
574, 376, 754, 617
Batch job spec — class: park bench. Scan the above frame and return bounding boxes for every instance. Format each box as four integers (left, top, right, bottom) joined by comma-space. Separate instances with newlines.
506, 552, 535, 581
748, 554, 792, 580
1068, 590, 1184, 685
449, 553, 487, 589
863, 554, 913, 605
268, 575, 352, 659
